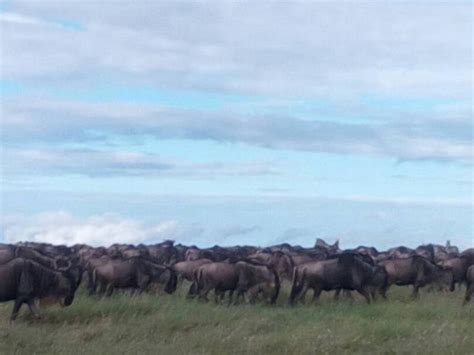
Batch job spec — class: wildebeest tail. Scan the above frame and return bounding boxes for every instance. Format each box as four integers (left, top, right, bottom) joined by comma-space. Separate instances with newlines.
165, 267, 178, 294
89, 268, 98, 295
289, 267, 303, 304
188, 268, 202, 297
270, 266, 280, 304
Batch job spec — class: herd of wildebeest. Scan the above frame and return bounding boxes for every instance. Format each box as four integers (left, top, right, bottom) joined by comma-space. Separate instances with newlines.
0, 238, 473, 322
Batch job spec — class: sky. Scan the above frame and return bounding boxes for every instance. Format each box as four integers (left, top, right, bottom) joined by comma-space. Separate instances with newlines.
0, 1, 472, 250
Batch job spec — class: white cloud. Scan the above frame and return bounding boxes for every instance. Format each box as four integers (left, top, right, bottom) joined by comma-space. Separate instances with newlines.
0, 212, 192, 246
2, 147, 280, 178
2, 98, 472, 163
1, 3, 470, 97
0, 2, 471, 165
218, 225, 260, 239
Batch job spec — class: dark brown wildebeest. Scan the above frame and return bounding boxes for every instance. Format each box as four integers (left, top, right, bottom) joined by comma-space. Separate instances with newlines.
192, 262, 239, 303
147, 240, 178, 264
0, 258, 79, 322
172, 259, 212, 282
387, 246, 416, 259
174, 243, 188, 262
0, 245, 58, 269
121, 247, 146, 259
185, 246, 237, 263
463, 265, 474, 305
78, 246, 107, 265
367, 265, 388, 300
415, 244, 436, 262
460, 248, 474, 266
234, 261, 280, 304
184, 247, 201, 261
354, 246, 379, 260
438, 257, 469, 289
92, 257, 176, 297
432, 242, 460, 263
380, 255, 455, 298
247, 251, 294, 281
334, 263, 388, 301
85, 255, 113, 295
289, 253, 376, 305
172, 259, 212, 296
314, 238, 340, 254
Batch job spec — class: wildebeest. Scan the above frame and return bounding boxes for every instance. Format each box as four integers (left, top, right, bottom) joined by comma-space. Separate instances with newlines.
438, 257, 470, 289
85, 255, 112, 295
460, 248, 474, 266
463, 265, 474, 305
0, 258, 79, 322
380, 255, 455, 298
0, 245, 59, 269
147, 240, 179, 264
289, 253, 377, 305
247, 250, 294, 281
172, 259, 213, 282
386, 246, 416, 259
314, 238, 340, 254
92, 257, 176, 296
234, 261, 280, 304
191, 262, 239, 303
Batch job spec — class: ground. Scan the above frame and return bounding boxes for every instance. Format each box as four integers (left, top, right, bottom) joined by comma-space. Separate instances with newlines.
0, 285, 472, 354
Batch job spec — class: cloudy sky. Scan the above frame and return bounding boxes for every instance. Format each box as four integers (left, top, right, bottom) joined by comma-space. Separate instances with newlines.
0, 1, 472, 249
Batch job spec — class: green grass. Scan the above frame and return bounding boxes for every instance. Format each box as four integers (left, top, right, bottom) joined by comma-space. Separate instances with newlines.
0, 284, 472, 354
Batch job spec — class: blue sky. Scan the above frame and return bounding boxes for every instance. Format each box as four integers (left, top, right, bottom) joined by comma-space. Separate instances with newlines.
0, 1, 472, 249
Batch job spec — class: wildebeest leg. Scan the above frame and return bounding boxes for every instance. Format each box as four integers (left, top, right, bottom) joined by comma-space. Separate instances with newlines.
412, 284, 421, 299
344, 290, 354, 302
227, 290, 234, 306
369, 287, 376, 301
370, 287, 382, 301
297, 284, 311, 304
199, 287, 210, 302
380, 284, 389, 300
312, 287, 322, 303
10, 299, 24, 323
105, 283, 114, 297
234, 290, 243, 305
27, 299, 41, 319
334, 289, 342, 300
247, 286, 260, 304
98, 280, 107, 297
187, 282, 198, 299
214, 289, 221, 304
357, 287, 371, 304
463, 283, 473, 306
87, 270, 96, 295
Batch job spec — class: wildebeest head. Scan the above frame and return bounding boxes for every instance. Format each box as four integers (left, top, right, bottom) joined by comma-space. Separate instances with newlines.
270, 251, 294, 280
55, 265, 82, 306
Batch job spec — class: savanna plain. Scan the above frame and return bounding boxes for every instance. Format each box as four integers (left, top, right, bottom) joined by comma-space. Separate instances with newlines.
0, 285, 472, 355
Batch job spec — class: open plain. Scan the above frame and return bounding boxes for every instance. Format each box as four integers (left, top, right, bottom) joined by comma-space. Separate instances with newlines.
0, 286, 472, 355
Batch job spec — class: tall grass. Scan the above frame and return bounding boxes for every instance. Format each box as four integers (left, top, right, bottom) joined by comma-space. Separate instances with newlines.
0, 285, 472, 354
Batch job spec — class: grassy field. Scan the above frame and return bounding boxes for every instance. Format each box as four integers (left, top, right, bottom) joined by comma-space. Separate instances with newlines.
0, 284, 472, 354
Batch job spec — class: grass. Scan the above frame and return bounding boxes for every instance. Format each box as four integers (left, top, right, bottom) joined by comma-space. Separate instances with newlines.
0, 284, 472, 354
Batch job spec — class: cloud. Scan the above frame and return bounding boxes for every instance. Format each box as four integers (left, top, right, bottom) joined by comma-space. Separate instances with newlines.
271, 228, 315, 245
1, 3, 470, 98
2, 98, 472, 163
0, 212, 198, 246
1, 2, 471, 165
218, 225, 260, 239
2, 147, 279, 178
